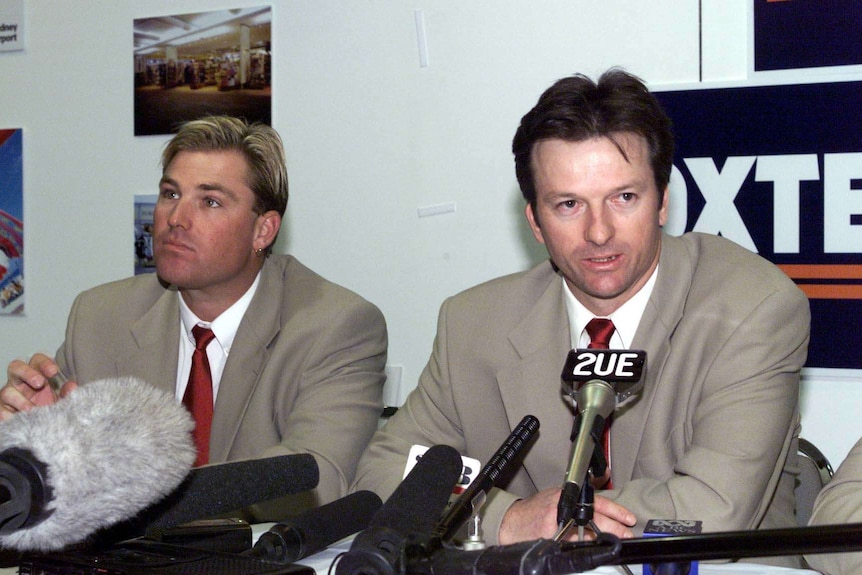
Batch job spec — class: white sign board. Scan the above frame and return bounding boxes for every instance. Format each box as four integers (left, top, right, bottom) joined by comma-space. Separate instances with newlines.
0, 0, 23, 53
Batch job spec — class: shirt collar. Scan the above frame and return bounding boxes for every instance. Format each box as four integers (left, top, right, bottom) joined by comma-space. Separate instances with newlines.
178, 271, 262, 354
563, 264, 658, 349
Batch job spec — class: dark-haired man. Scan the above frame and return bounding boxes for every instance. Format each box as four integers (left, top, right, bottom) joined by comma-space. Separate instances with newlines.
354, 69, 809, 568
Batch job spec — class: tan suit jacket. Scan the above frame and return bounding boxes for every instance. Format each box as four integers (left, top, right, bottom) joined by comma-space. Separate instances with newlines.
354, 233, 809, 567
806, 437, 862, 574
56, 255, 387, 515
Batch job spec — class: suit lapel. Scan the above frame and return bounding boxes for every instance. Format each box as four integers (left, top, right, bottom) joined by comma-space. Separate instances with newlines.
613, 234, 693, 482
209, 260, 283, 461
497, 267, 574, 488
124, 288, 181, 397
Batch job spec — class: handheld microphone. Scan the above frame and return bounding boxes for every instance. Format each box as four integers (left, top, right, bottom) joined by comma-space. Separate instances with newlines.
243, 490, 382, 563
335, 444, 462, 575
557, 349, 646, 528
432, 415, 540, 543
0, 377, 196, 552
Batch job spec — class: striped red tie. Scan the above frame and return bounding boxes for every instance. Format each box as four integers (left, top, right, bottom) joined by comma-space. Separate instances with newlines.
585, 318, 615, 488
183, 325, 215, 467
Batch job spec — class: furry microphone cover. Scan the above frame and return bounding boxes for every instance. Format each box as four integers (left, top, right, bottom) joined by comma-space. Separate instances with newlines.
0, 377, 196, 551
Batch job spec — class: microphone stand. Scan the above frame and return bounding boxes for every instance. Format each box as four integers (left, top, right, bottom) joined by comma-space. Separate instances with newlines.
553, 456, 599, 543
554, 390, 636, 575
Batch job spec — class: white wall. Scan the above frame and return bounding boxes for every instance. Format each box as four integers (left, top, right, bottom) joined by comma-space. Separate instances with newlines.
0, 0, 859, 468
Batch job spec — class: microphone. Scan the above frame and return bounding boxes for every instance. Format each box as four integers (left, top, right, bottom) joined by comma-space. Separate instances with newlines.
243, 490, 382, 563
335, 444, 463, 575
432, 415, 540, 543
615, 522, 862, 566
0, 377, 196, 552
403, 522, 862, 575
557, 349, 646, 528
98, 452, 320, 544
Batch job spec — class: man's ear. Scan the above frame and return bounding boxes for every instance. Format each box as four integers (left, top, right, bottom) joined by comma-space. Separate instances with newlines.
658, 186, 669, 227
254, 210, 282, 252
525, 203, 545, 245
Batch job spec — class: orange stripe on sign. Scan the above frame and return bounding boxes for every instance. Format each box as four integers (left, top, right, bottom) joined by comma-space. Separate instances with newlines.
796, 284, 862, 300
777, 264, 862, 280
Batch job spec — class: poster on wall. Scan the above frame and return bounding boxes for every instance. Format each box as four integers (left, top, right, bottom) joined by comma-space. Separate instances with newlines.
0, 128, 24, 315
0, 0, 24, 53
654, 80, 862, 370
134, 195, 157, 275
133, 5, 272, 136
754, 0, 862, 71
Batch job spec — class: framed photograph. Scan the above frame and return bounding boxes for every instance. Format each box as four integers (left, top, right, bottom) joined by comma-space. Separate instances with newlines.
133, 5, 272, 136
134, 195, 157, 275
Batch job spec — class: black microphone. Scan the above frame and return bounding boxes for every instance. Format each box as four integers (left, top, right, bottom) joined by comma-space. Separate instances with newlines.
432, 415, 540, 543
557, 349, 646, 527
615, 522, 862, 566
335, 444, 463, 575
0, 377, 196, 552
243, 490, 382, 562
98, 452, 320, 544
406, 523, 862, 575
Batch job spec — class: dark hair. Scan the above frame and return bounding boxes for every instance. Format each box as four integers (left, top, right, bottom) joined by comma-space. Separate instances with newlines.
162, 116, 289, 218
512, 68, 674, 209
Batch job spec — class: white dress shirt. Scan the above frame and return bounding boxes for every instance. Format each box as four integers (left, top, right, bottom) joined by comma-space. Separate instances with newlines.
175, 272, 261, 405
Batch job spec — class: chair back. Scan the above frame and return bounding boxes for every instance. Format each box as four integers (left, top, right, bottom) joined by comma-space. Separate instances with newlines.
796, 437, 834, 526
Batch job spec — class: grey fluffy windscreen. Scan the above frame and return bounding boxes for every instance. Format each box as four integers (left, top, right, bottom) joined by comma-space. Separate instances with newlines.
0, 377, 196, 551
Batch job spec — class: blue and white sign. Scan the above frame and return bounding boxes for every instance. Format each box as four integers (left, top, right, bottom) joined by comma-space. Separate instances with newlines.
655, 80, 862, 369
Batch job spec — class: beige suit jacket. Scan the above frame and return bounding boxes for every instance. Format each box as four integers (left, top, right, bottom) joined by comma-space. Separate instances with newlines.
56, 255, 387, 515
354, 232, 809, 567
806, 437, 862, 574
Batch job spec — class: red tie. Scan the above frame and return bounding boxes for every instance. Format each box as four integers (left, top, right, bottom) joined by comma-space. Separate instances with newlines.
585, 318, 615, 488
184, 325, 215, 467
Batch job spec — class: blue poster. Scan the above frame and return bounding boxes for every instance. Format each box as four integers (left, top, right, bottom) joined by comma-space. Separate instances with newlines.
754, 0, 862, 71
0, 128, 23, 315
655, 81, 862, 369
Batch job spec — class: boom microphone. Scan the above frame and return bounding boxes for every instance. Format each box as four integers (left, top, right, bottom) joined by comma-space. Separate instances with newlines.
336, 444, 463, 575
557, 349, 646, 528
432, 415, 540, 543
0, 377, 196, 552
99, 452, 320, 544
403, 523, 862, 575
244, 490, 382, 562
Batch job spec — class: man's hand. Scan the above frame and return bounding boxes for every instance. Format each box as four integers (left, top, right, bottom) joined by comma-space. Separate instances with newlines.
498, 486, 636, 544
0, 353, 77, 421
